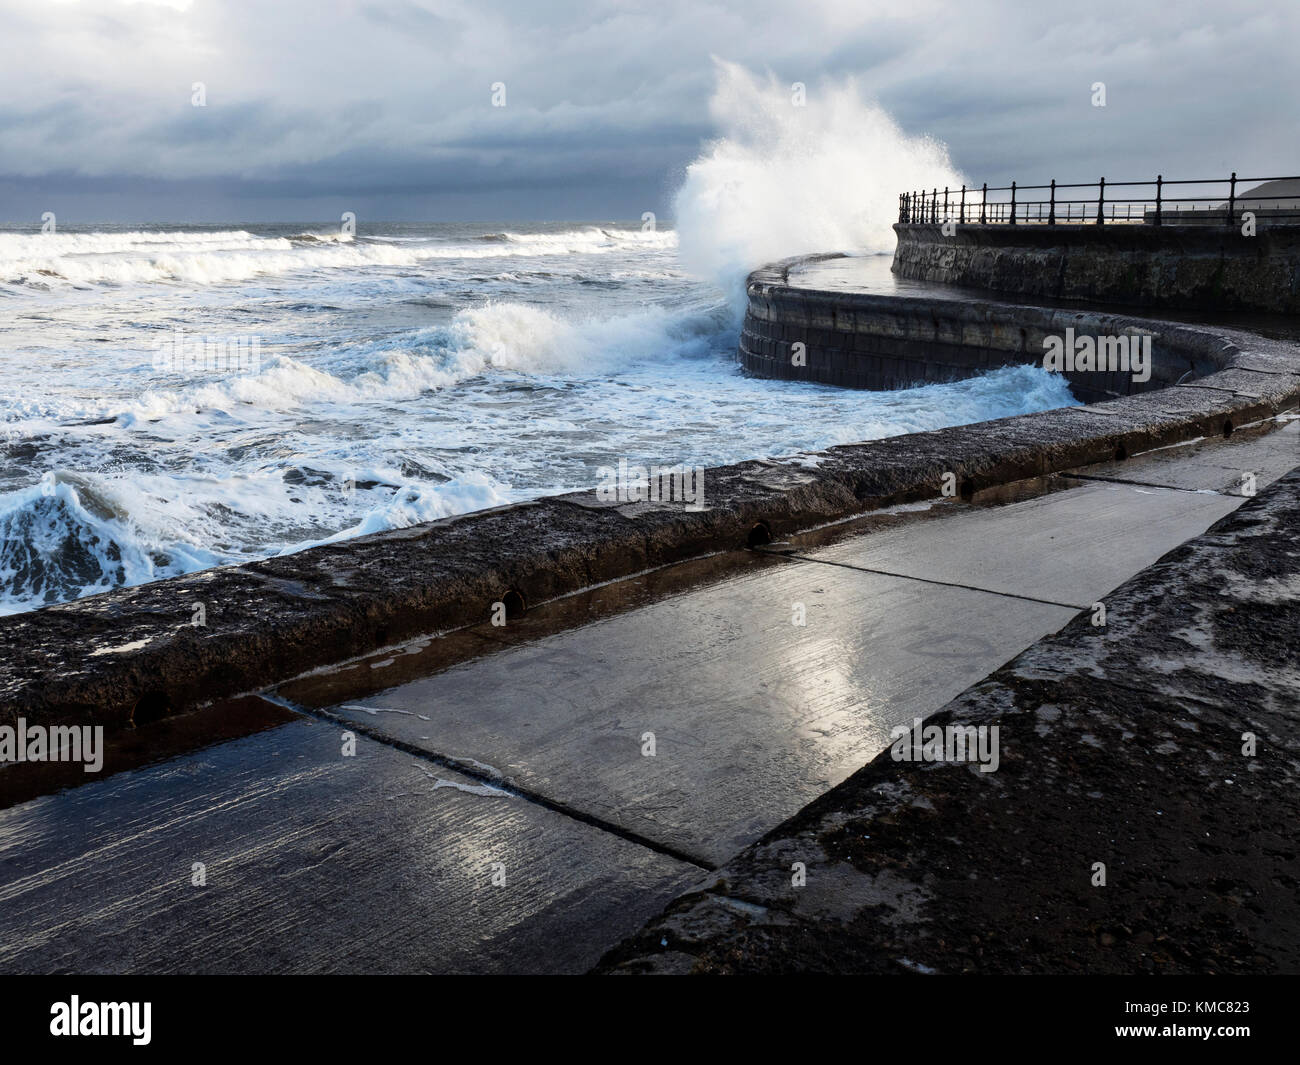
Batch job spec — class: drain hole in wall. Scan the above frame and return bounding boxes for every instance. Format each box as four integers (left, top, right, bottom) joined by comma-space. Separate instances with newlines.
499, 588, 527, 619
132, 691, 171, 725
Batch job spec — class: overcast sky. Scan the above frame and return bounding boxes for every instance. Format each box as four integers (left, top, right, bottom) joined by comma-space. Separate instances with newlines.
1, 0, 1296, 222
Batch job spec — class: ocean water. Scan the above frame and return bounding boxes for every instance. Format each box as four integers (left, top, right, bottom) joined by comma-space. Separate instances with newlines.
0, 221, 1076, 616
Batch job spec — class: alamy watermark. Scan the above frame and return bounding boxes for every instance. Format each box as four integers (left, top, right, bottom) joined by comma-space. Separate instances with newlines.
889, 717, 1000, 773
0, 718, 104, 773
50, 997, 150, 1045
153, 329, 261, 374
1043, 327, 1151, 384
595, 459, 707, 510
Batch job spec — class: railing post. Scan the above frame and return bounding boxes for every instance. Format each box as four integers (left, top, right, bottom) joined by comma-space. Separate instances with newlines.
1008, 181, 1016, 225
1154, 175, 1162, 226
959, 184, 966, 225
931, 188, 938, 224
1097, 177, 1106, 225
943, 186, 949, 226
1048, 179, 1056, 226
1227, 171, 1237, 227
980, 183, 987, 225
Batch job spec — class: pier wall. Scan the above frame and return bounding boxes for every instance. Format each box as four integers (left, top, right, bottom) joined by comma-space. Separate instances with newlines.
890, 222, 1300, 314
739, 255, 1237, 403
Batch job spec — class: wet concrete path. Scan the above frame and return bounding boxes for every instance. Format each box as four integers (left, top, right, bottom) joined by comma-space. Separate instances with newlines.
0, 418, 1295, 972
600, 460, 1300, 974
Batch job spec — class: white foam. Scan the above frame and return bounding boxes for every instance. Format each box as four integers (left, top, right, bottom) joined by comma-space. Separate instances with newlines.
120, 300, 730, 423
674, 61, 965, 312
0, 478, 215, 615
276, 475, 514, 554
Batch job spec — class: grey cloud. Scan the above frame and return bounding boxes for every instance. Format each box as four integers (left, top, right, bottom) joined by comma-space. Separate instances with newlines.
0, 0, 1295, 221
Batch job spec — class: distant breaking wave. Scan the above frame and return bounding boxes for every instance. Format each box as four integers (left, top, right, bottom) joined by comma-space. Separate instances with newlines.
0, 230, 270, 256
0, 226, 679, 287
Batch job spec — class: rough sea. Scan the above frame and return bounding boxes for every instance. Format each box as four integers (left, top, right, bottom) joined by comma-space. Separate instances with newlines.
0, 221, 1076, 614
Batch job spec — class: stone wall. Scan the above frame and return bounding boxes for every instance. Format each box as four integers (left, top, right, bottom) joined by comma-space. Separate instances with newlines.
890, 222, 1300, 314
739, 256, 1234, 403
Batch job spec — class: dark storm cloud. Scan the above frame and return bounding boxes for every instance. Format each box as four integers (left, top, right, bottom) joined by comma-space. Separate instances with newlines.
0, 0, 1296, 221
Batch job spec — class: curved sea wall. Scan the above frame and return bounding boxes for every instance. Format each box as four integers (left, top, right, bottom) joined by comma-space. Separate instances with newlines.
739, 255, 1242, 403
4, 261, 1300, 729
890, 222, 1300, 314
743, 256, 1258, 405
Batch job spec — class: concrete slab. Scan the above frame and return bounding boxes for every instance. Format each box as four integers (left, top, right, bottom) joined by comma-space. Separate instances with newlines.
0, 712, 697, 974
597, 467, 1300, 975
313, 561, 1075, 866
1064, 417, 1300, 495
804, 478, 1240, 608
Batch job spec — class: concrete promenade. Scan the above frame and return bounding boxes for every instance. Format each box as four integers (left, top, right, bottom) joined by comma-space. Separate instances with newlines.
600, 459, 1300, 975
0, 416, 1293, 973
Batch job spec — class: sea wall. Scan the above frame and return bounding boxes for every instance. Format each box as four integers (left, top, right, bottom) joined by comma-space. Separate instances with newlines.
890, 222, 1300, 314
739, 256, 1240, 403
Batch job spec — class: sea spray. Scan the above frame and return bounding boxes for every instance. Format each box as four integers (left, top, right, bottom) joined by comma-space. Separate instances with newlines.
673, 59, 966, 314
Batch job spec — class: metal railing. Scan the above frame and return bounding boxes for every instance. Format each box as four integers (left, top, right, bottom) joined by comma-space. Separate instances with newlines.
898, 173, 1300, 227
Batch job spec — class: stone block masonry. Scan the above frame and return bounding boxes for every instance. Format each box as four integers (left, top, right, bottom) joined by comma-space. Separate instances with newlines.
891, 222, 1300, 315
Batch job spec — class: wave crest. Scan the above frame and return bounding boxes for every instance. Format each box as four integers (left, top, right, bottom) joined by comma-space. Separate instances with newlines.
0, 479, 160, 614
